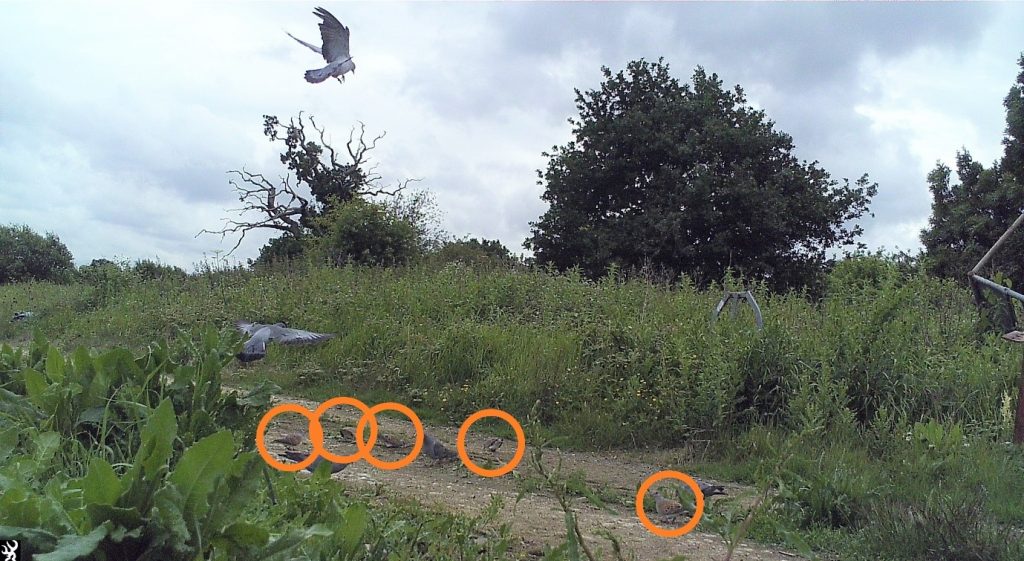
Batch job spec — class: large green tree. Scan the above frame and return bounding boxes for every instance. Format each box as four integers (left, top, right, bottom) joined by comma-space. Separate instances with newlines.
921, 54, 1024, 286
525, 59, 876, 291
0, 224, 74, 284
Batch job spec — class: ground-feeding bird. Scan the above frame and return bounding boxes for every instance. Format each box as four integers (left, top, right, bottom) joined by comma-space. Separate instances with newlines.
694, 477, 727, 498
287, 7, 355, 84
281, 449, 349, 474
235, 320, 336, 363
651, 490, 685, 516
485, 437, 503, 453
11, 311, 34, 321
273, 433, 305, 446
423, 432, 459, 462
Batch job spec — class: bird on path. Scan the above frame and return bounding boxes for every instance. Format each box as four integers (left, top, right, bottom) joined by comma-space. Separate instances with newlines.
694, 477, 727, 498
234, 320, 335, 363
280, 449, 349, 474
651, 490, 685, 516
485, 437, 503, 453
273, 433, 305, 446
287, 7, 356, 84
422, 432, 459, 462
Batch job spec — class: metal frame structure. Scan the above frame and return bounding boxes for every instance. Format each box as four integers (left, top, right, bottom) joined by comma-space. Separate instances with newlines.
711, 290, 764, 331
968, 210, 1024, 444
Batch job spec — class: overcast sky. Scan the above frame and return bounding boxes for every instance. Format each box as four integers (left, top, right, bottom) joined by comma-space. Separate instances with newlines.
1, 2, 1021, 270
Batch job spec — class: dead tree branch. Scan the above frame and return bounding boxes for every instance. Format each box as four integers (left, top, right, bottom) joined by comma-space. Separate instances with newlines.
198, 115, 416, 254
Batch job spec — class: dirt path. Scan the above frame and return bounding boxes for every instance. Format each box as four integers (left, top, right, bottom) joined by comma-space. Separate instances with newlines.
258, 392, 804, 561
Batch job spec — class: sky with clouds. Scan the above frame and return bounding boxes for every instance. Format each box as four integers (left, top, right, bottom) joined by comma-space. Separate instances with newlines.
1, 2, 1021, 270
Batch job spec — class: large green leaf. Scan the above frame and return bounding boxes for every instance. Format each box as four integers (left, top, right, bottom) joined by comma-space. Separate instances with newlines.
0, 525, 59, 556
44, 346, 65, 384
33, 432, 61, 465
257, 525, 334, 560
337, 503, 369, 558
121, 399, 176, 508
168, 430, 234, 525
34, 525, 108, 561
79, 457, 121, 506
149, 483, 190, 555
0, 425, 19, 461
202, 453, 262, 534
0, 388, 45, 423
22, 367, 51, 411
219, 521, 270, 548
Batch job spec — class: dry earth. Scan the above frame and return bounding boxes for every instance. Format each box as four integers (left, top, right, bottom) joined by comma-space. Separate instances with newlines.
257, 392, 805, 561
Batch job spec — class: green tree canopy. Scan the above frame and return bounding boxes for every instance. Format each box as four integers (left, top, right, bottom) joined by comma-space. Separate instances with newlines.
921, 54, 1024, 287
0, 224, 74, 284
431, 238, 520, 269
525, 58, 877, 292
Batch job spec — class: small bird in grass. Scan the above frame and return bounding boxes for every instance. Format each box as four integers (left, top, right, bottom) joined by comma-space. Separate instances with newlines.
11, 311, 34, 322
287, 6, 356, 85
280, 449, 349, 474
485, 437, 503, 453
423, 432, 459, 462
234, 320, 335, 363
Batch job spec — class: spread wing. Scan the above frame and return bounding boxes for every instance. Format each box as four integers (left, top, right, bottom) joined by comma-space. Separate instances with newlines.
235, 320, 269, 336
287, 31, 322, 55
274, 327, 336, 346
313, 7, 351, 63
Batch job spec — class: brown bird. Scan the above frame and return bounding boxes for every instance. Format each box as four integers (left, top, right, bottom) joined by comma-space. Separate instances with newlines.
280, 450, 348, 474
273, 433, 304, 446
651, 490, 685, 516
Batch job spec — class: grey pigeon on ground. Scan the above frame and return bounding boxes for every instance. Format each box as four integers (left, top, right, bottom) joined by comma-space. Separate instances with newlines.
234, 320, 335, 363
694, 477, 727, 498
423, 432, 459, 462
281, 449, 348, 474
287, 7, 356, 84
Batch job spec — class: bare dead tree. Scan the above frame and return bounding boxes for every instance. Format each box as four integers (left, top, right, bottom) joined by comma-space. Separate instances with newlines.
198, 113, 418, 253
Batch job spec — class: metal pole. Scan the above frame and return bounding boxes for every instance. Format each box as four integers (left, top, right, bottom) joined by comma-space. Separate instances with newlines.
970, 211, 1024, 275
1016, 349, 1024, 444
969, 274, 1024, 304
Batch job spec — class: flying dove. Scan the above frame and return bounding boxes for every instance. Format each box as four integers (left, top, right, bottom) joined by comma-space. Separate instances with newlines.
280, 449, 349, 474
235, 320, 335, 363
423, 432, 459, 462
287, 7, 356, 84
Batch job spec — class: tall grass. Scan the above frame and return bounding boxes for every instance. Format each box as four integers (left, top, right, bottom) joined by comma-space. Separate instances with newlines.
5, 259, 1016, 445
4, 256, 1024, 559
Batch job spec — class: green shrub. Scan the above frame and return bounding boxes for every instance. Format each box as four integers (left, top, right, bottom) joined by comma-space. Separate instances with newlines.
0, 224, 75, 284
314, 198, 420, 266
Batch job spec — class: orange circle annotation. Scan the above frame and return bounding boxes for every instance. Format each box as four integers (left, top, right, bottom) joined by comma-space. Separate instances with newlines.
456, 408, 526, 478
635, 470, 707, 538
358, 401, 424, 470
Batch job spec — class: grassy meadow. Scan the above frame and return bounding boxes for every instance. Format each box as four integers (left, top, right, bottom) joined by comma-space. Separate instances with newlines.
2, 256, 1024, 560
